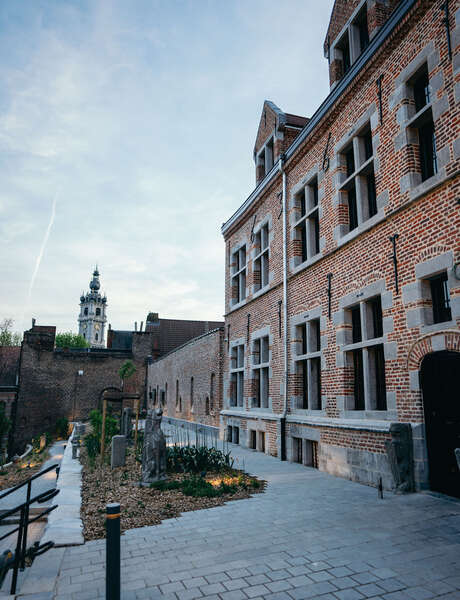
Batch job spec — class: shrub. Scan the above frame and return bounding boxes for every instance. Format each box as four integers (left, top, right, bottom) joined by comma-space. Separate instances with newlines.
84, 434, 99, 466
166, 445, 234, 474
88, 408, 118, 452
55, 417, 69, 439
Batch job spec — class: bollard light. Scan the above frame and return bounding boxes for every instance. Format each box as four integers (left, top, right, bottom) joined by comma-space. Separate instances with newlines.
106, 503, 120, 600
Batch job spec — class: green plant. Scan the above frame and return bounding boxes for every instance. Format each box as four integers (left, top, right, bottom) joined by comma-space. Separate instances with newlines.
166, 445, 234, 474
55, 417, 69, 439
150, 479, 181, 491
55, 332, 89, 348
88, 409, 119, 453
119, 360, 136, 387
181, 475, 220, 498
84, 434, 100, 466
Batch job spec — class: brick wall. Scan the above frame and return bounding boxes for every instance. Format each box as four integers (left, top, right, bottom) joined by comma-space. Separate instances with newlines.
13, 327, 151, 453
222, 0, 460, 490
147, 328, 224, 428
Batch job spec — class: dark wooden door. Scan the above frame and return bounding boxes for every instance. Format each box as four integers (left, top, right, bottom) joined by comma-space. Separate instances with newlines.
421, 351, 460, 498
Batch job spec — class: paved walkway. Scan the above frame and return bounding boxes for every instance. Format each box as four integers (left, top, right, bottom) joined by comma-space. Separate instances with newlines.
14, 438, 460, 600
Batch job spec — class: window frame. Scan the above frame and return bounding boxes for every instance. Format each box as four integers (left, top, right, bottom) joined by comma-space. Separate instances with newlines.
231, 245, 247, 306
293, 317, 322, 411
293, 176, 320, 265
229, 343, 245, 408
338, 121, 378, 234
251, 335, 271, 410
343, 295, 387, 412
253, 223, 270, 292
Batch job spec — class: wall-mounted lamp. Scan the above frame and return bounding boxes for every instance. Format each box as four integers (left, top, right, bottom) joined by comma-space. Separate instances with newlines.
78, 370, 84, 376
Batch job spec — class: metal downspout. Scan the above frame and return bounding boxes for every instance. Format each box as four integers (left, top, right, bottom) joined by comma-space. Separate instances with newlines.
280, 154, 288, 460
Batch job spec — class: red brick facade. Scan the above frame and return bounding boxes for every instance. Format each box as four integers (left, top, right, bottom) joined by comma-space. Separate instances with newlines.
221, 0, 460, 491
147, 328, 224, 429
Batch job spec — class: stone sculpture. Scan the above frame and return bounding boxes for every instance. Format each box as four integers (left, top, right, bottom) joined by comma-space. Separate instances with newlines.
141, 408, 167, 485
385, 423, 414, 493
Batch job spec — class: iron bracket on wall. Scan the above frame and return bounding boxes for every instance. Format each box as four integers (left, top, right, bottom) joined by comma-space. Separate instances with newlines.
441, 1, 452, 61
390, 234, 400, 295
377, 74, 384, 125
327, 273, 333, 319
250, 214, 257, 242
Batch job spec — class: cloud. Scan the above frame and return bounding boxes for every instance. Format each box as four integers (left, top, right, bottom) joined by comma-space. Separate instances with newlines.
0, 0, 334, 333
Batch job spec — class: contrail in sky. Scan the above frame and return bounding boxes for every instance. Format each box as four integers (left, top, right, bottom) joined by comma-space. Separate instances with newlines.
28, 190, 59, 301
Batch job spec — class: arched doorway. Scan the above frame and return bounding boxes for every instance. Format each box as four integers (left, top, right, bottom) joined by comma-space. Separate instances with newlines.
420, 351, 460, 498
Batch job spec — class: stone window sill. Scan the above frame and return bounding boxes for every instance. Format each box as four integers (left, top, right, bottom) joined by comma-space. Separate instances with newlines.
291, 252, 323, 276
337, 210, 385, 248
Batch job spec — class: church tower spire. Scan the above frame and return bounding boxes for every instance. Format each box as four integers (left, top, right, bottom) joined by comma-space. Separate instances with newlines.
78, 266, 107, 348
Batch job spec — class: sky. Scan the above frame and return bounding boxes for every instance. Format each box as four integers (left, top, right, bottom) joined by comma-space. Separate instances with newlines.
0, 0, 334, 335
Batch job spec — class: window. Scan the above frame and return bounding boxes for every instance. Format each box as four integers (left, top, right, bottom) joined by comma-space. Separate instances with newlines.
231, 246, 246, 304
294, 318, 321, 410
346, 296, 386, 410
259, 137, 274, 176
84, 308, 88, 316
429, 272, 452, 324
165, 382, 168, 404
407, 65, 437, 182
254, 224, 269, 291
292, 438, 319, 468
355, 5, 369, 53
230, 344, 244, 407
337, 31, 351, 76
205, 396, 210, 415
249, 430, 257, 450
339, 123, 377, 233
175, 380, 179, 410
252, 336, 270, 409
152, 388, 157, 406
333, 3, 369, 81
190, 377, 194, 410
258, 431, 266, 453
160, 390, 165, 405
95, 333, 98, 341
294, 177, 320, 263
96, 308, 101, 316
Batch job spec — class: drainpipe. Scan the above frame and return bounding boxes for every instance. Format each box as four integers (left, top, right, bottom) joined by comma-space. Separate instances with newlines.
280, 154, 288, 461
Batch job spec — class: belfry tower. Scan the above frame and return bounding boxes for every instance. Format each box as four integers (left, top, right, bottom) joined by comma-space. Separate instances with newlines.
78, 267, 107, 348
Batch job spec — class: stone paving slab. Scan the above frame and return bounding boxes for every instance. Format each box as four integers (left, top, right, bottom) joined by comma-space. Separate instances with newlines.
11, 430, 460, 599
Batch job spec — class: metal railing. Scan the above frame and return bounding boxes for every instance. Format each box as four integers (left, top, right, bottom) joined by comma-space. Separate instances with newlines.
0, 463, 60, 594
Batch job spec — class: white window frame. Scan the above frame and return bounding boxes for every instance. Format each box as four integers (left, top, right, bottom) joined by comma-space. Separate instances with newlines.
254, 223, 270, 292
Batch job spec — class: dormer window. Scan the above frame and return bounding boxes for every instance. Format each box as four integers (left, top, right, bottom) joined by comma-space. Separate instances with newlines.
257, 137, 275, 182
331, 2, 370, 83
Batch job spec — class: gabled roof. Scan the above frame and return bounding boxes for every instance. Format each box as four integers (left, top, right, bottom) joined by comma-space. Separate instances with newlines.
253, 100, 309, 158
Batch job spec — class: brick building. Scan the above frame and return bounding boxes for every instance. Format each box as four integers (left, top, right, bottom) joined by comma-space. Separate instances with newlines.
148, 327, 224, 429
221, 0, 460, 496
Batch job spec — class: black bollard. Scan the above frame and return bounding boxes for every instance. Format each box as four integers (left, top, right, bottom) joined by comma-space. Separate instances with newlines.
378, 477, 384, 499
106, 503, 120, 600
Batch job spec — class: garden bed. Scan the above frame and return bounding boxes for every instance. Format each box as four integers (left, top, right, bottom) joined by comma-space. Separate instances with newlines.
0, 449, 50, 491
80, 446, 265, 540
